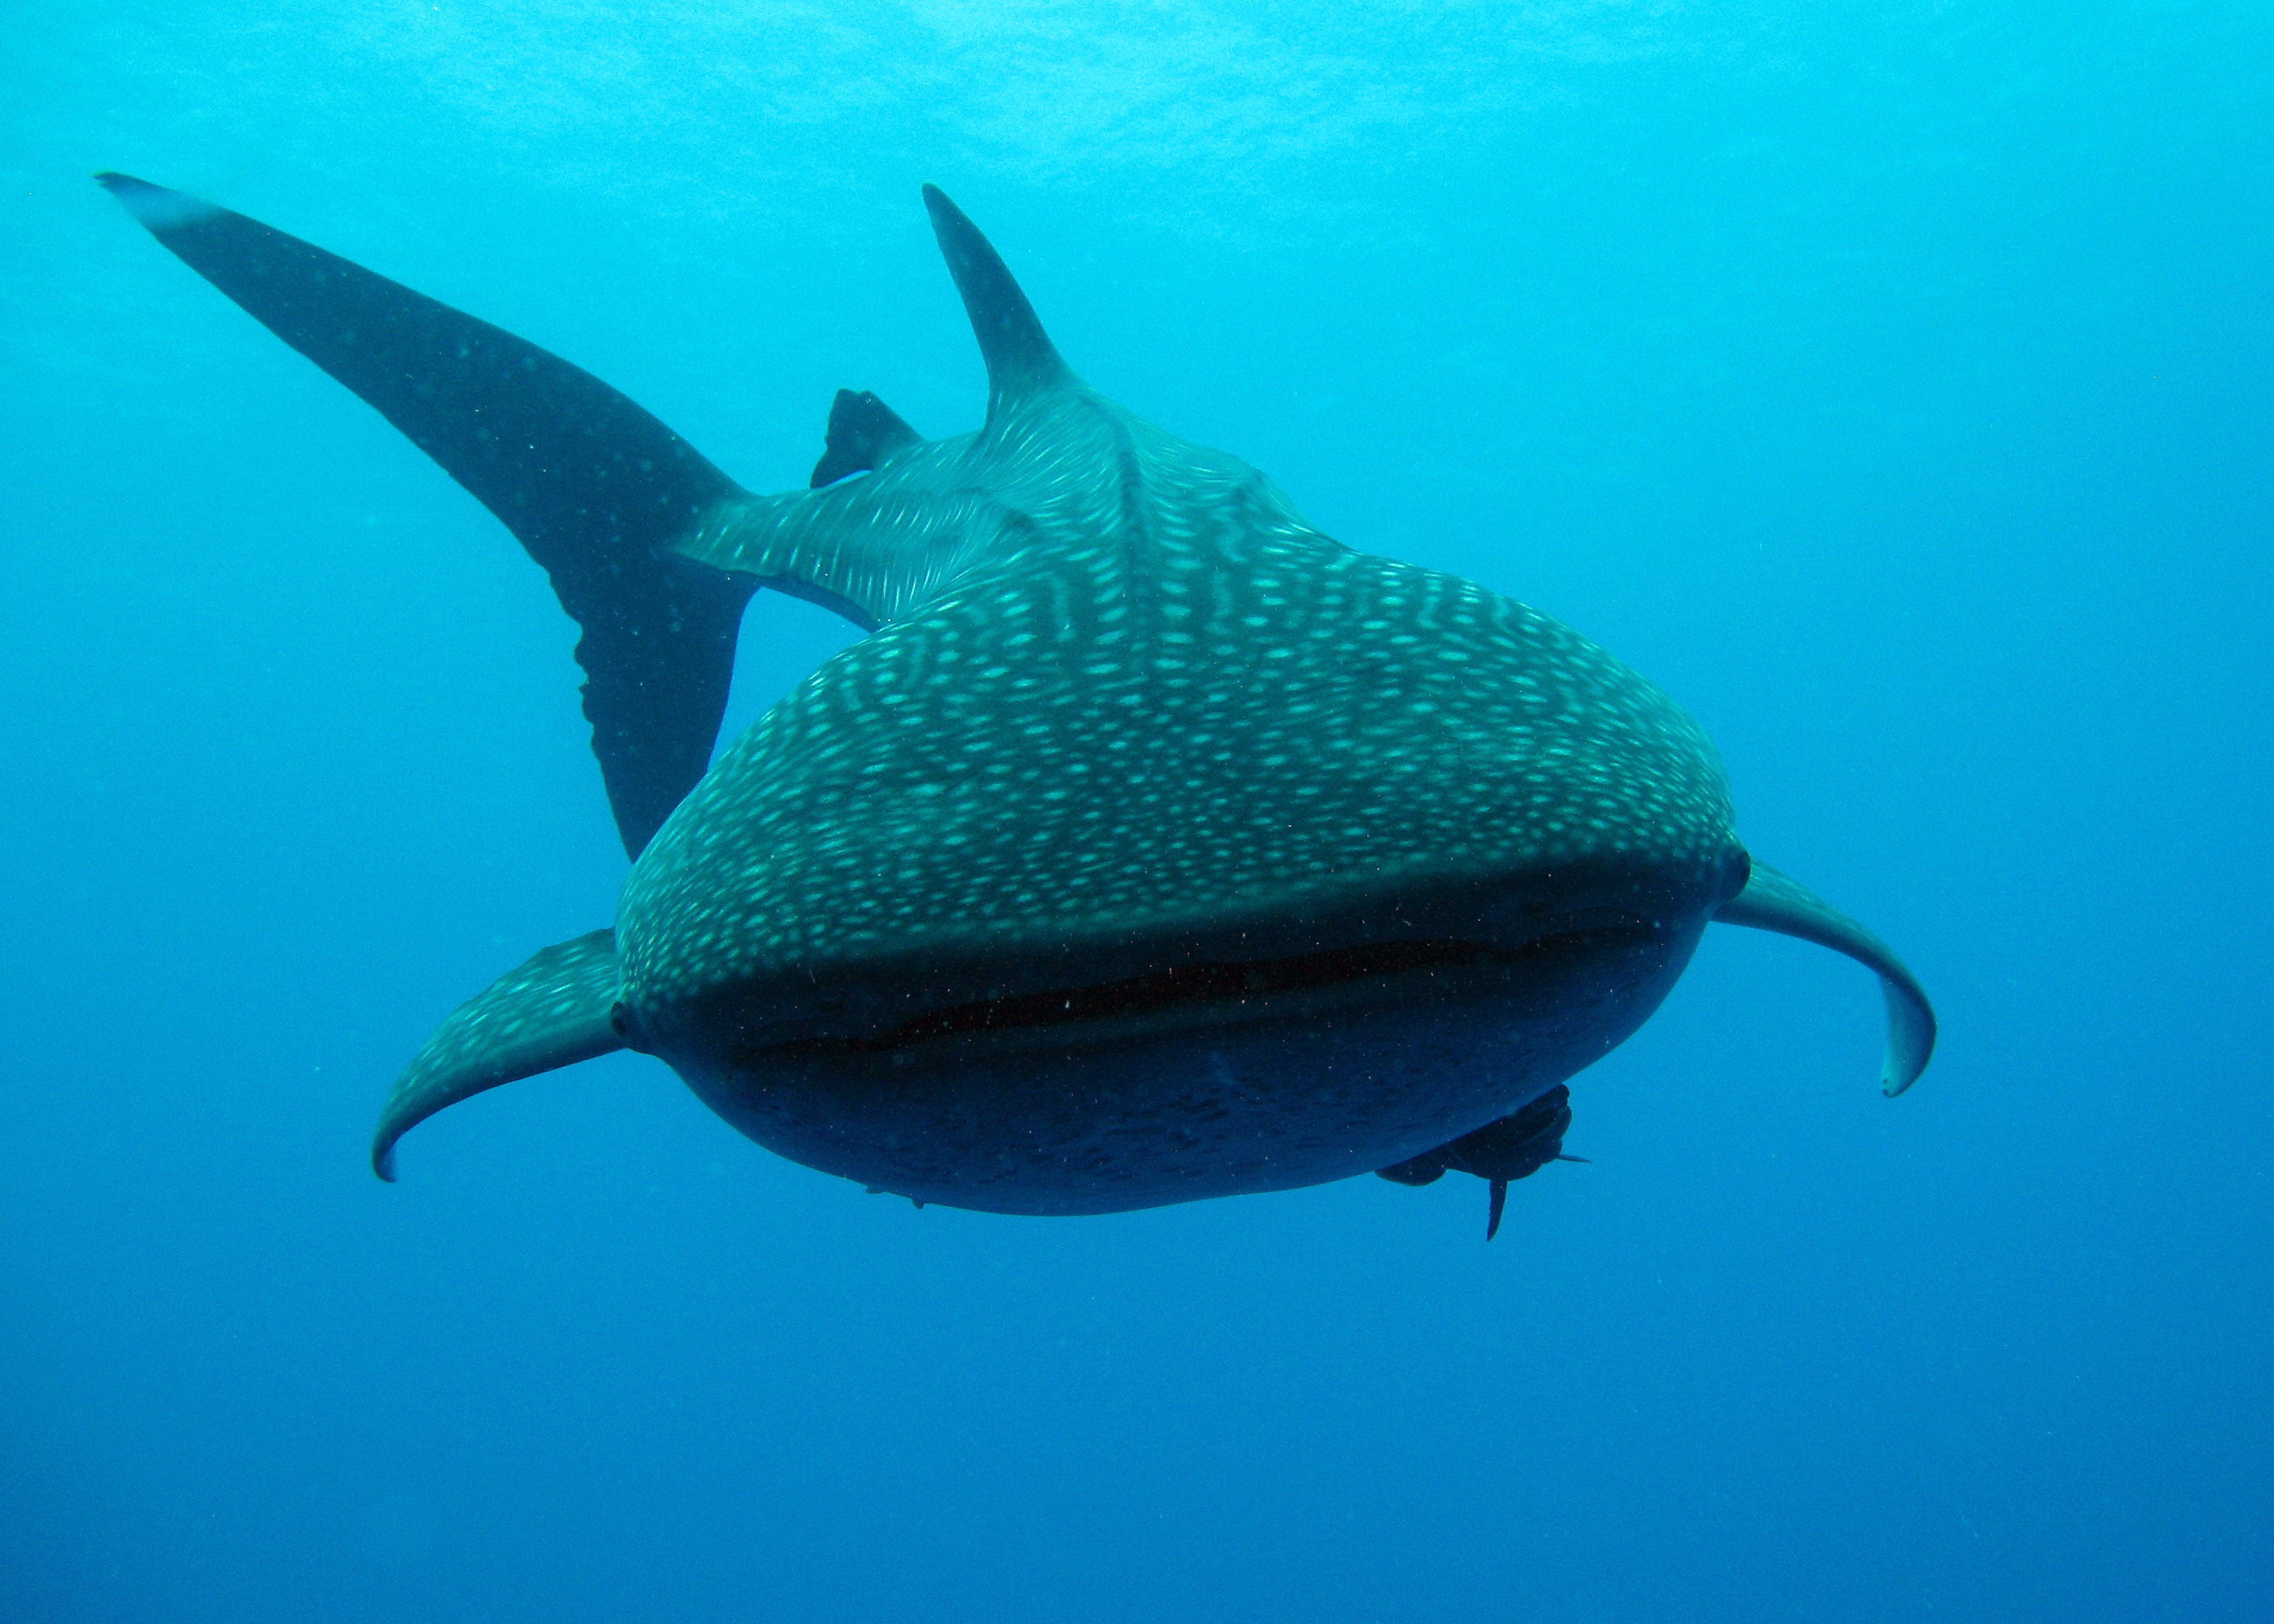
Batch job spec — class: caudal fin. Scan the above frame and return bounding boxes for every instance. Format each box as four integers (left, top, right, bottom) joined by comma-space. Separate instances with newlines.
98, 174, 753, 858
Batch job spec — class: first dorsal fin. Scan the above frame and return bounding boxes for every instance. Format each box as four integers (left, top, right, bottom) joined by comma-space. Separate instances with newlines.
922, 185, 1071, 417
809, 389, 922, 487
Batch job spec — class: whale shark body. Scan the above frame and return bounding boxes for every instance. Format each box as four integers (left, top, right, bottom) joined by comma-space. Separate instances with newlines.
103, 174, 1935, 1228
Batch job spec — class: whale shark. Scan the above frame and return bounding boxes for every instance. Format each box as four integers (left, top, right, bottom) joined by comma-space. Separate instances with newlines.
101, 173, 1935, 1230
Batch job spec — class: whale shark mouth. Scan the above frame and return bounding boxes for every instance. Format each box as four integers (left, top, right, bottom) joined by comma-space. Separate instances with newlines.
837, 924, 1662, 1056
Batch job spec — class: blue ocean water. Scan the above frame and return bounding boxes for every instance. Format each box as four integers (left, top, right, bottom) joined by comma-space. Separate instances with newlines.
3, 3, 2270, 1619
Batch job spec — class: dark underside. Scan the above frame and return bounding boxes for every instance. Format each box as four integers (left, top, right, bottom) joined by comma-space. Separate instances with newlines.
660, 917, 1709, 1216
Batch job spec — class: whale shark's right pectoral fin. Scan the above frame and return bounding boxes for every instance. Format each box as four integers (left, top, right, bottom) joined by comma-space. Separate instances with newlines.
374, 930, 625, 1181
1714, 862, 1937, 1096
98, 174, 754, 859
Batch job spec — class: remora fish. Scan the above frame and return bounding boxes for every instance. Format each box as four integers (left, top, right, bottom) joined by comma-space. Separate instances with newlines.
102, 174, 1935, 1226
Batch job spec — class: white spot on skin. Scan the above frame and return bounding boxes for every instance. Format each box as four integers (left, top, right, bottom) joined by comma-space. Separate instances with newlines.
617, 389, 1734, 1005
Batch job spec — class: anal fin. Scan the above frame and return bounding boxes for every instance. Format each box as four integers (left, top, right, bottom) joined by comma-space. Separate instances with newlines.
374, 930, 625, 1180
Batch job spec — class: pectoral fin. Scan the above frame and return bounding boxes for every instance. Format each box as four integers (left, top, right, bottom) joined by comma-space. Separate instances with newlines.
374, 930, 625, 1180
1714, 862, 1936, 1096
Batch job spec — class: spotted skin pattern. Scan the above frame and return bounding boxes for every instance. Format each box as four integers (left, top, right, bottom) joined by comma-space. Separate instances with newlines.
95, 172, 1932, 1215
632, 388, 1735, 1020
605, 348, 1754, 1213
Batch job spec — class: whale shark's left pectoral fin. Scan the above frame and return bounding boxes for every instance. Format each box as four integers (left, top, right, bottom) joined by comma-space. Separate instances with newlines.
97, 174, 754, 860
374, 930, 625, 1181
1714, 862, 1937, 1095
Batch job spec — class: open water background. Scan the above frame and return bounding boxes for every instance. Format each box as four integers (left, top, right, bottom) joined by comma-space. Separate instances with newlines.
2, 3, 2270, 1619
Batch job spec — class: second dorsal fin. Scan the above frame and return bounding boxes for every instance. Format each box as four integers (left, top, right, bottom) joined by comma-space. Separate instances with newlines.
922, 185, 1071, 417
809, 389, 922, 487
